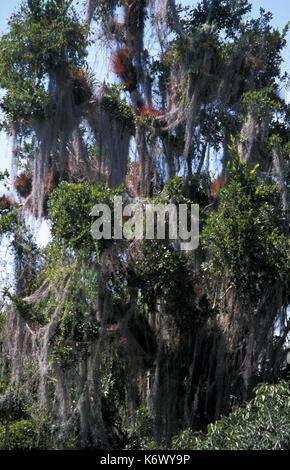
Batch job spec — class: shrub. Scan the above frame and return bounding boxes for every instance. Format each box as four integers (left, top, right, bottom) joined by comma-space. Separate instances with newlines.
0, 420, 38, 450
171, 379, 290, 450
47, 181, 123, 253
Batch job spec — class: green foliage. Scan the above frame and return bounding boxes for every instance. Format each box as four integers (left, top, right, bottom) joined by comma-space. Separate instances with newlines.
52, 345, 77, 370
0, 202, 18, 236
239, 10, 289, 88
37, 249, 101, 363
242, 86, 282, 121
100, 84, 135, 132
0, 0, 89, 122
0, 0, 288, 452
125, 406, 154, 450
182, 0, 252, 39
127, 180, 210, 323
166, 26, 222, 82
171, 379, 290, 450
0, 419, 38, 450
129, 240, 200, 323
164, 176, 186, 201
201, 146, 289, 304
1, 80, 51, 123
47, 181, 123, 253
2, 290, 31, 320
11, 219, 43, 297
0, 209, 43, 313
164, 3, 289, 153
0, 169, 10, 185
0, 392, 30, 423
91, 0, 123, 22
51, 296, 100, 369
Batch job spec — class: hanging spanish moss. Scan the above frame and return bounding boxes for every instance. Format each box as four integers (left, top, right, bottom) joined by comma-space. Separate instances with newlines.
84, 0, 98, 26
0, 0, 289, 451
272, 142, 288, 212
85, 89, 132, 188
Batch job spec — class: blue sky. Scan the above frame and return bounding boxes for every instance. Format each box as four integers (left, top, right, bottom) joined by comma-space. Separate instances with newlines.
0, 0, 289, 175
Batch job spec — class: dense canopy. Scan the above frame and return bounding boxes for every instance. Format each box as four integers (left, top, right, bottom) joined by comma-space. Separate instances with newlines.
0, 0, 289, 450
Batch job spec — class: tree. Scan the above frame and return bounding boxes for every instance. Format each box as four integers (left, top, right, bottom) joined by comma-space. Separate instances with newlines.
171, 378, 290, 450
0, 0, 289, 449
